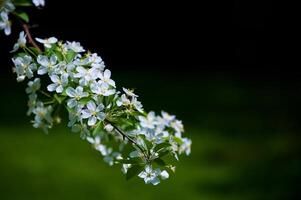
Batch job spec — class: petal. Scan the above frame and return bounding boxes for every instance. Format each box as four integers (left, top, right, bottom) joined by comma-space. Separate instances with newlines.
67, 99, 77, 108
66, 87, 76, 97
104, 69, 111, 79
81, 109, 92, 119
96, 103, 104, 111
76, 66, 86, 74
37, 66, 48, 75
50, 74, 59, 83
35, 38, 45, 43
75, 86, 84, 94
47, 83, 57, 92
87, 101, 96, 111
108, 79, 116, 87
151, 177, 160, 185
86, 137, 95, 144
48, 37, 58, 43
5, 26, 11, 35
97, 112, 106, 121
160, 170, 169, 180
90, 82, 100, 94
88, 116, 97, 126
37, 55, 49, 66
56, 85, 64, 93
50, 55, 57, 64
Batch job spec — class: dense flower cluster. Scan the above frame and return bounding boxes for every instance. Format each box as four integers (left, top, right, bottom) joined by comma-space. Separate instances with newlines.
11, 33, 191, 184
0, 0, 44, 35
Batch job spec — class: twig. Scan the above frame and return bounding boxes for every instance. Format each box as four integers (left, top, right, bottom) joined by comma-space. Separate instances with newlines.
22, 24, 42, 53
105, 119, 149, 160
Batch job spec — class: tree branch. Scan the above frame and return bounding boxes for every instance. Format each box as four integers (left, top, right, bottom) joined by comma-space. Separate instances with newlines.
22, 24, 42, 53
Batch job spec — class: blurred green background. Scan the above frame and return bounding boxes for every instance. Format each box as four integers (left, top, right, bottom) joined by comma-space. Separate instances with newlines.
0, 70, 300, 200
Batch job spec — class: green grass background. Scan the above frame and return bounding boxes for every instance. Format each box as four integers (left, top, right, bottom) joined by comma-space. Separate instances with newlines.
0, 70, 300, 200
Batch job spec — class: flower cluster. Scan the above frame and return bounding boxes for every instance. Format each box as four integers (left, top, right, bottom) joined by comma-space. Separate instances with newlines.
0, 0, 44, 35
11, 33, 191, 185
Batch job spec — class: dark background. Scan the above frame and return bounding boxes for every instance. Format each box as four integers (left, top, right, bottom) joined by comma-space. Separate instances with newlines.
1, 1, 301, 200
2, 0, 276, 75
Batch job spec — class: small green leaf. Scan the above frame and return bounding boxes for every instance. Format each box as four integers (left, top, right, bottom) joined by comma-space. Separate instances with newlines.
158, 149, 170, 158
29, 47, 40, 55
66, 50, 76, 62
154, 158, 166, 166
154, 142, 171, 152
117, 158, 140, 164
54, 94, 66, 104
173, 136, 184, 145
13, 0, 32, 6
126, 165, 143, 180
54, 50, 64, 61
92, 122, 103, 136
14, 11, 29, 23
79, 97, 91, 105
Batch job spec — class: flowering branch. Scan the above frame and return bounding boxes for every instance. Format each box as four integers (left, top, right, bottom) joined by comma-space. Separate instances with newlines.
1, 0, 192, 185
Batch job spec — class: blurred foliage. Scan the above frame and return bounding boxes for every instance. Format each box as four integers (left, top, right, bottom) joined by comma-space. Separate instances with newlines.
0, 70, 300, 199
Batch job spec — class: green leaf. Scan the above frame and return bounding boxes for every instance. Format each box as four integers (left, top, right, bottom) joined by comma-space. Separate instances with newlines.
126, 165, 143, 180
173, 136, 184, 145
158, 149, 170, 158
154, 158, 166, 166
54, 50, 64, 61
117, 158, 140, 164
154, 142, 171, 152
144, 139, 153, 149
54, 94, 66, 104
13, 0, 32, 6
66, 50, 76, 62
29, 47, 40, 55
92, 122, 103, 136
79, 97, 91, 105
14, 11, 29, 23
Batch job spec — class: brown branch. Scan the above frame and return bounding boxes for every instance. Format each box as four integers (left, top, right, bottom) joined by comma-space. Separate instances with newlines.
22, 24, 42, 53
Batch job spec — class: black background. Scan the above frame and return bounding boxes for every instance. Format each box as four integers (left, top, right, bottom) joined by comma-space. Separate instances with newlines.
0, 0, 278, 80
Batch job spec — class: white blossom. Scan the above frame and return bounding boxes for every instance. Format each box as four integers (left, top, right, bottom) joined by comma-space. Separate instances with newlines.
138, 165, 161, 185
98, 69, 115, 87
26, 78, 41, 94
36, 37, 58, 48
12, 55, 37, 81
74, 66, 98, 86
90, 82, 115, 96
81, 101, 105, 126
104, 124, 114, 132
116, 94, 131, 106
171, 119, 184, 133
138, 111, 156, 129
66, 86, 89, 108
37, 55, 58, 75
47, 74, 68, 93
123, 88, 138, 97
89, 53, 105, 69
160, 170, 169, 180
65, 41, 85, 53
12, 31, 26, 52
132, 97, 143, 112
32, 102, 53, 133
32, 0, 45, 7
0, 12, 11, 35
179, 138, 191, 155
